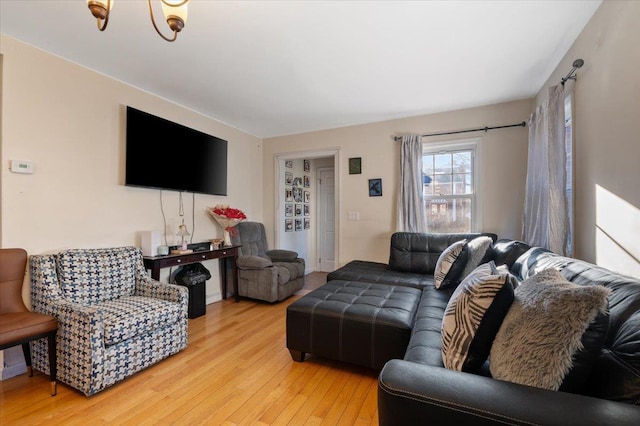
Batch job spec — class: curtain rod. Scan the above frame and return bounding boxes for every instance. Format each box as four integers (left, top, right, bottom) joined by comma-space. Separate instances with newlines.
561, 59, 584, 86
393, 121, 526, 141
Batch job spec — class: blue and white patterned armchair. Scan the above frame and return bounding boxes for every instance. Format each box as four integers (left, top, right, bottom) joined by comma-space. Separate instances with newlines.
29, 247, 188, 396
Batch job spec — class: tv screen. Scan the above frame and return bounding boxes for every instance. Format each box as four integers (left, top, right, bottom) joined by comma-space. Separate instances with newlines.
125, 106, 227, 196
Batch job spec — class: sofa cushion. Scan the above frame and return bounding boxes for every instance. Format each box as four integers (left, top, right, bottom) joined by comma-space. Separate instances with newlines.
57, 247, 138, 304
490, 268, 610, 391
441, 262, 516, 372
388, 232, 495, 275
100, 295, 183, 346
404, 285, 454, 366
274, 260, 304, 281
434, 240, 467, 289
237, 255, 272, 268
267, 249, 299, 261
327, 260, 434, 289
491, 239, 531, 269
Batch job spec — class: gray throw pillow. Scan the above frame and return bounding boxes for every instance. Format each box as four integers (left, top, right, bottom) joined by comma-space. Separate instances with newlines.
459, 236, 494, 280
490, 268, 610, 391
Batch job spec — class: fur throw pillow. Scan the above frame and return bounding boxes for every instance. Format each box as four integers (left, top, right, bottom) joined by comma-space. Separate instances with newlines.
490, 268, 610, 391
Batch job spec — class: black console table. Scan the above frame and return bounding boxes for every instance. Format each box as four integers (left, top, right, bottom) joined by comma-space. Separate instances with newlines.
143, 245, 241, 302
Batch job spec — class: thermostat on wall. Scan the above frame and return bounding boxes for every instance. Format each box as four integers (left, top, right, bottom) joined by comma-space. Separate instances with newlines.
10, 160, 34, 174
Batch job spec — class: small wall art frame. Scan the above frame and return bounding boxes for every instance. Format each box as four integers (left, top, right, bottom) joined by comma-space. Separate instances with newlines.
369, 178, 382, 197
349, 157, 362, 174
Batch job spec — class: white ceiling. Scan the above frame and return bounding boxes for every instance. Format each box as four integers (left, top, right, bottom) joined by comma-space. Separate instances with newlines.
0, 1, 601, 138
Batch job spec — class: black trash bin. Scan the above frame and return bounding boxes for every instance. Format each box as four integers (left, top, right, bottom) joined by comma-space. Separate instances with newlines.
171, 263, 210, 319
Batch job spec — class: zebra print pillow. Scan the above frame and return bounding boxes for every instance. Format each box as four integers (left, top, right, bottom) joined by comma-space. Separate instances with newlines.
434, 240, 467, 289
441, 261, 516, 372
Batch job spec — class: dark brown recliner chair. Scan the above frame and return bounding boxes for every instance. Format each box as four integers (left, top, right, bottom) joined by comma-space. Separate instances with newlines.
0, 248, 58, 395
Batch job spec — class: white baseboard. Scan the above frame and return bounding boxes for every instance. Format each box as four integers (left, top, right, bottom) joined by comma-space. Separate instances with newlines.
2, 360, 27, 380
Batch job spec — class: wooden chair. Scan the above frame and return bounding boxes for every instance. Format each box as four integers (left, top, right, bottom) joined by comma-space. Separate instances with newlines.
0, 248, 58, 395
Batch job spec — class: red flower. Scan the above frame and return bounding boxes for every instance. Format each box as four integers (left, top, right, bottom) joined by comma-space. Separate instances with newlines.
210, 205, 247, 220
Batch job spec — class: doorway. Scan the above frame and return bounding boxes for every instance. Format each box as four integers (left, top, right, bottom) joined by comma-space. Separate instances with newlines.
274, 149, 340, 274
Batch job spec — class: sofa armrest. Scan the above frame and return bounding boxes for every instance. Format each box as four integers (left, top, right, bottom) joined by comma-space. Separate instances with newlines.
135, 274, 188, 305
34, 299, 106, 396
266, 249, 299, 261
237, 255, 273, 269
378, 360, 640, 426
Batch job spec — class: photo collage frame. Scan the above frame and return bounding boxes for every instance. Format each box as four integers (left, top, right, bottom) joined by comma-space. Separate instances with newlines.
284, 159, 311, 232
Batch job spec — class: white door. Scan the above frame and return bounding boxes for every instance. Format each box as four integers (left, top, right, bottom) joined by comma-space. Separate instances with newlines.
318, 168, 335, 272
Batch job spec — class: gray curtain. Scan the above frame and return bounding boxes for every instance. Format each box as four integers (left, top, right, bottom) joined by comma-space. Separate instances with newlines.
398, 134, 427, 232
523, 85, 569, 255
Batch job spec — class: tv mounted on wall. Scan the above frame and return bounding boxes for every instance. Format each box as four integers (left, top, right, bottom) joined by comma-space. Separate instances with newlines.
125, 106, 228, 196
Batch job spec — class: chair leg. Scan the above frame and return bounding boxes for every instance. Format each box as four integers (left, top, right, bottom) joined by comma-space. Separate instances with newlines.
20, 343, 33, 377
47, 333, 57, 396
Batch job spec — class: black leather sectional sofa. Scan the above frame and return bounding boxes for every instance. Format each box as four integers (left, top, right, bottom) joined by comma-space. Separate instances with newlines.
287, 232, 640, 425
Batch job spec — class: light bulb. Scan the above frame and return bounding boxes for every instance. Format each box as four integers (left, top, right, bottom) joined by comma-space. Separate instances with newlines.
162, 0, 188, 26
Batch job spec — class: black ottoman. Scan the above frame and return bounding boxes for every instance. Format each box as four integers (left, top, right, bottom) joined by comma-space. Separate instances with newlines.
286, 280, 422, 370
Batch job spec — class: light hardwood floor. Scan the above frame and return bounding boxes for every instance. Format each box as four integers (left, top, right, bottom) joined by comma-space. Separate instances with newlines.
0, 273, 380, 425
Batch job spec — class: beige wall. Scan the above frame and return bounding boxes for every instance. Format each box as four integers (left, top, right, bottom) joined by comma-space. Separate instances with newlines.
0, 36, 263, 304
535, 0, 640, 276
264, 99, 532, 266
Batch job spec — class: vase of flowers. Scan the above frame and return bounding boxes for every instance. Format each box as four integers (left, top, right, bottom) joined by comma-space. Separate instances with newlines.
207, 205, 247, 246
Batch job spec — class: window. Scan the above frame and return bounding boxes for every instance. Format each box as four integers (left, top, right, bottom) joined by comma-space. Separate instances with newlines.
422, 140, 479, 233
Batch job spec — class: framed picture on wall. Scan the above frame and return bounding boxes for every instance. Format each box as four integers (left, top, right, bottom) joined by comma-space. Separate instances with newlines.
285, 204, 293, 217
295, 204, 302, 216
304, 175, 310, 188
293, 188, 303, 202
285, 160, 293, 168
369, 178, 382, 197
304, 218, 310, 229
349, 157, 362, 174
304, 159, 310, 172
295, 219, 303, 231
285, 219, 293, 232
285, 172, 293, 185
285, 188, 293, 202
304, 191, 310, 203
304, 204, 310, 216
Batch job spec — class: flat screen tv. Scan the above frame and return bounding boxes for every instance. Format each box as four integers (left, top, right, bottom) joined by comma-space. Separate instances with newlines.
125, 106, 227, 196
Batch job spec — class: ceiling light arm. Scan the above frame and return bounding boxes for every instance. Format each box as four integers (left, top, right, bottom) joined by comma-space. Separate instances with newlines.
87, 0, 111, 32
161, 0, 189, 7
148, 0, 185, 42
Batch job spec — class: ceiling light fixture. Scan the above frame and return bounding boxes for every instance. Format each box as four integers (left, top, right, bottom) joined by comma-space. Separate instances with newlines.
86, 0, 189, 42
